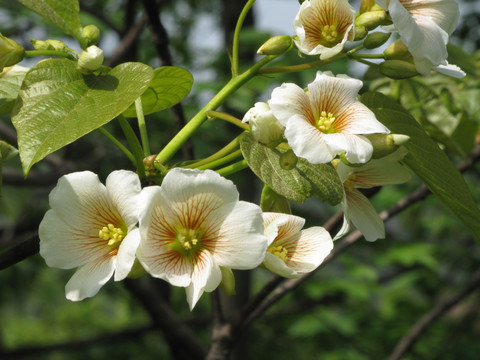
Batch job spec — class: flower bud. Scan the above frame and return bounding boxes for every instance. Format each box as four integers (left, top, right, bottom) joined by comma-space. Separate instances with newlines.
380, 60, 419, 79
367, 133, 410, 159
360, 0, 382, 13
242, 102, 284, 146
31, 39, 68, 52
363, 32, 391, 49
355, 10, 390, 30
257, 35, 293, 56
383, 39, 411, 60
279, 149, 298, 170
77, 45, 104, 73
354, 26, 368, 41
219, 267, 236, 296
82, 25, 101, 47
0, 34, 25, 72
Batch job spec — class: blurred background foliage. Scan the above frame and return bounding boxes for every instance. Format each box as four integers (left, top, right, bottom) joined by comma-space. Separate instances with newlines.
1, 0, 480, 359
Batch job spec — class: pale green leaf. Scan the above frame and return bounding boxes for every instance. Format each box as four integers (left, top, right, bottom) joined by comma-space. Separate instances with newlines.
122, 66, 193, 117
16, 0, 83, 45
361, 91, 480, 243
0, 141, 19, 197
12, 59, 153, 174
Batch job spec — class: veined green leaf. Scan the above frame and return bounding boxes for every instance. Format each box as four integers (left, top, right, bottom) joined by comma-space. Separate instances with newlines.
12, 59, 153, 175
16, 0, 84, 45
0, 65, 29, 115
361, 91, 480, 243
122, 66, 193, 117
240, 133, 343, 205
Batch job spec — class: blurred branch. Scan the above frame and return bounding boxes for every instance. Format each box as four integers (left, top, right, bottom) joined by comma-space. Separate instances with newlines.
79, 0, 123, 34
0, 324, 154, 358
123, 278, 207, 360
388, 268, 480, 360
0, 236, 39, 271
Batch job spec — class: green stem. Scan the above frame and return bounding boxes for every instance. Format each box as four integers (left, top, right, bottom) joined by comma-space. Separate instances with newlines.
352, 58, 379, 67
135, 97, 150, 156
231, 0, 257, 76
154, 54, 278, 165
206, 110, 250, 131
216, 159, 249, 177
346, 45, 364, 55
24, 49, 76, 60
258, 53, 346, 75
98, 127, 136, 165
198, 150, 243, 171
117, 114, 146, 179
184, 137, 241, 169
349, 53, 385, 59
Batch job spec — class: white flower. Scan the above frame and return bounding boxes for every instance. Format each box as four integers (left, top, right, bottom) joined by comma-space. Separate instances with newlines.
376, 0, 460, 74
432, 61, 466, 78
269, 71, 390, 165
293, 0, 355, 59
242, 102, 284, 146
137, 168, 268, 310
334, 149, 412, 241
263, 212, 333, 278
39, 170, 142, 301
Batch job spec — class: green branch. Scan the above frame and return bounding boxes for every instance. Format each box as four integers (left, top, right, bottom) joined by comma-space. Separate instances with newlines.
206, 111, 250, 131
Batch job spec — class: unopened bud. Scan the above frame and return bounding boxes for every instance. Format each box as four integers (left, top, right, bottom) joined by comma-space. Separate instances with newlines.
380, 60, 419, 79
367, 133, 410, 159
354, 26, 368, 41
219, 267, 236, 296
0, 34, 25, 72
82, 25, 100, 47
360, 0, 383, 13
364, 32, 391, 49
31, 39, 68, 52
383, 39, 411, 60
242, 102, 284, 146
355, 10, 390, 30
257, 35, 293, 56
279, 149, 298, 170
77, 45, 104, 73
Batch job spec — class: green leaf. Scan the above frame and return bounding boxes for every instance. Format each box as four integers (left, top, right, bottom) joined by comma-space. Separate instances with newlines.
0, 65, 29, 115
361, 91, 480, 243
12, 59, 153, 174
240, 133, 343, 205
122, 66, 193, 117
16, 0, 84, 46
0, 141, 19, 197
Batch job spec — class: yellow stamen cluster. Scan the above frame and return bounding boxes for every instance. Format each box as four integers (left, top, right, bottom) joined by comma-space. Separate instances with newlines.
321, 25, 338, 43
177, 228, 200, 251
99, 224, 124, 246
317, 111, 335, 133
344, 174, 357, 191
268, 245, 289, 262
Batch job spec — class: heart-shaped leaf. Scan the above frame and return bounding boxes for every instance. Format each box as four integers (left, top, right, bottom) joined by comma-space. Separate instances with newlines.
17, 0, 84, 45
123, 66, 193, 117
12, 59, 153, 174
361, 91, 480, 243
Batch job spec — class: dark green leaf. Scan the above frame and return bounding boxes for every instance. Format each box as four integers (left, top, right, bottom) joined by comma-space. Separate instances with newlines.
12, 59, 153, 174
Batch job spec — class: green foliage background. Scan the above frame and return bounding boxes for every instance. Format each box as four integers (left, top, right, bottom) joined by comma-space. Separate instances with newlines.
1, 0, 480, 359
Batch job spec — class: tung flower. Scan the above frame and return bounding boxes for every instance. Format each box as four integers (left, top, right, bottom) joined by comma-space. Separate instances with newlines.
39, 170, 142, 301
334, 149, 412, 241
263, 212, 333, 278
376, 0, 460, 74
269, 71, 390, 165
137, 168, 268, 310
242, 102, 284, 146
293, 0, 355, 59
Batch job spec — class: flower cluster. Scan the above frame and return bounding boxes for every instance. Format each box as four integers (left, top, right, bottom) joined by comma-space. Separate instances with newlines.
39, 168, 334, 309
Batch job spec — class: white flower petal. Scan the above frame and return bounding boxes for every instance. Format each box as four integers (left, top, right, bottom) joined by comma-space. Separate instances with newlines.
263, 252, 298, 278
263, 212, 305, 246
65, 253, 116, 301
114, 228, 141, 281
269, 83, 315, 126
345, 188, 385, 241
333, 212, 350, 241
207, 201, 267, 270
433, 62, 466, 78
284, 115, 336, 164
106, 170, 142, 229
324, 133, 373, 164
185, 250, 219, 310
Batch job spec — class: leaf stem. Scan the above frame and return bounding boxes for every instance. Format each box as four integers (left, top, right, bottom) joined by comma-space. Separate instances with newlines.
154, 54, 277, 166
216, 159, 249, 177
258, 53, 345, 75
24, 50, 76, 60
98, 126, 136, 165
117, 114, 146, 178
135, 97, 150, 156
206, 110, 250, 131
198, 150, 243, 171
349, 53, 385, 59
183, 137, 241, 169
231, 0, 257, 76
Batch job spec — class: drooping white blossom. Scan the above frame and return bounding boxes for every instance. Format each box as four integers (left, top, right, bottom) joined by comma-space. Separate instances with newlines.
376, 0, 460, 74
334, 149, 412, 241
263, 212, 333, 278
293, 0, 355, 59
242, 102, 284, 146
137, 168, 268, 310
269, 71, 390, 165
39, 170, 142, 301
